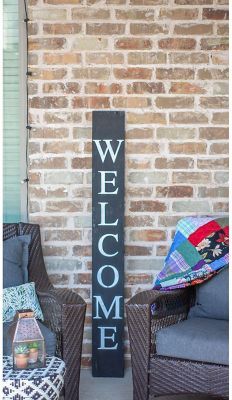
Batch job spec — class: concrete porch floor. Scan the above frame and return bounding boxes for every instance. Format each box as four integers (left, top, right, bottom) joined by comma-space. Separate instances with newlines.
79, 368, 133, 400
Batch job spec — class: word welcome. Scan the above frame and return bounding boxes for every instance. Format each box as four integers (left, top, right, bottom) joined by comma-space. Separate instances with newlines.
92, 111, 125, 377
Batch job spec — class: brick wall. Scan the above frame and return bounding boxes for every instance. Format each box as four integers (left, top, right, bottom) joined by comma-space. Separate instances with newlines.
27, 0, 229, 367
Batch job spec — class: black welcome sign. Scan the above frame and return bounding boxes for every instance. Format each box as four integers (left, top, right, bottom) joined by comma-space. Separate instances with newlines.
92, 111, 125, 377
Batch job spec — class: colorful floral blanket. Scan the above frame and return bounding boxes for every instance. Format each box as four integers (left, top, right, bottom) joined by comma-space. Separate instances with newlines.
153, 216, 229, 291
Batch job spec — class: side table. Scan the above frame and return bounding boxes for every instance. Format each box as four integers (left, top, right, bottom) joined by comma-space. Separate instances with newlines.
3, 356, 65, 400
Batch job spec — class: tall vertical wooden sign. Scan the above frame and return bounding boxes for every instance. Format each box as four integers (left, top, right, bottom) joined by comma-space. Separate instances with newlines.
92, 111, 125, 377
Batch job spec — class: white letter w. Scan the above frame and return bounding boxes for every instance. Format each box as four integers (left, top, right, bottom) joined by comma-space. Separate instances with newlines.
94, 140, 124, 164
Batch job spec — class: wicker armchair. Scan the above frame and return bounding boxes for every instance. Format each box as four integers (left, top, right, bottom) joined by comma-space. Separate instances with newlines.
3, 222, 86, 400
126, 288, 229, 400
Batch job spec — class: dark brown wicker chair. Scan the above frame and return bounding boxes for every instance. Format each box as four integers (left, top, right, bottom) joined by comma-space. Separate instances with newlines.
3, 222, 86, 400
126, 288, 229, 400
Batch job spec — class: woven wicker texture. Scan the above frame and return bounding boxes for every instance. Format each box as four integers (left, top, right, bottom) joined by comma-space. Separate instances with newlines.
126, 289, 229, 400
3, 223, 86, 400
150, 356, 229, 398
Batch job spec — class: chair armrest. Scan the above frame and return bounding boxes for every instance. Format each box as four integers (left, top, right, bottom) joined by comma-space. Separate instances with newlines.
37, 288, 86, 400
126, 289, 192, 400
127, 288, 191, 319
37, 288, 86, 333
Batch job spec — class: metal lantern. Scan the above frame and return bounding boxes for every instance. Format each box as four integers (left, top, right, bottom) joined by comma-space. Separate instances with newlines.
12, 309, 45, 370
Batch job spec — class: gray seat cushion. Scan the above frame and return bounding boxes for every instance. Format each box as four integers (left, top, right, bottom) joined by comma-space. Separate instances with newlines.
3, 321, 57, 356
3, 235, 31, 288
188, 266, 229, 320
156, 317, 228, 365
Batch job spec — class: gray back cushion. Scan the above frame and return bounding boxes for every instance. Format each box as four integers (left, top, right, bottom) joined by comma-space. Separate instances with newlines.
188, 266, 229, 320
3, 235, 31, 288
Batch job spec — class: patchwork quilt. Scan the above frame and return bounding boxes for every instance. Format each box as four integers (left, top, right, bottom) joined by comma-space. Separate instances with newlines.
153, 216, 229, 291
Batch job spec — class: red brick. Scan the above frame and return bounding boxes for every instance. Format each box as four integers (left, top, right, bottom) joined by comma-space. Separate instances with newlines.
114, 67, 152, 80
175, 0, 213, 3
116, 9, 154, 20
73, 246, 92, 257
72, 68, 110, 80
43, 82, 81, 94
115, 38, 152, 50
156, 96, 194, 109
156, 68, 194, 80
30, 216, 68, 228
28, 22, 39, 35
28, 82, 38, 95
169, 53, 209, 64
45, 0, 82, 3
43, 246, 68, 257
202, 8, 229, 20
200, 38, 229, 50
127, 159, 151, 169
155, 157, 194, 169
159, 8, 199, 20
85, 83, 122, 94
130, 229, 166, 241
86, 53, 124, 64
198, 187, 228, 197
213, 202, 229, 212
127, 112, 166, 124
30, 96, 68, 108
157, 245, 169, 256
43, 53, 81, 65
74, 273, 92, 284
43, 113, 79, 126
173, 172, 211, 184
72, 96, 110, 109
126, 274, 153, 284
113, 97, 151, 108
125, 246, 152, 256
31, 68, 67, 80
197, 158, 229, 169
30, 157, 66, 169
156, 186, 193, 197
29, 172, 41, 185
125, 215, 154, 227
130, 23, 168, 35
86, 23, 125, 35
130, 200, 167, 212
174, 23, 213, 35
169, 142, 207, 154
170, 82, 206, 94
43, 23, 82, 34
72, 157, 92, 169
46, 201, 83, 212
126, 128, 153, 139
127, 82, 165, 94
170, 112, 208, 124
43, 141, 80, 153
212, 112, 229, 124
128, 52, 166, 64
158, 38, 196, 50
197, 68, 228, 80
29, 142, 40, 154
210, 143, 228, 154
200, 96, 228, 109
29, 38, 66, 50
71, 8, 110, 19
199, 127, 228, 140
126, 142, 159, 153
217, 23, 229, 35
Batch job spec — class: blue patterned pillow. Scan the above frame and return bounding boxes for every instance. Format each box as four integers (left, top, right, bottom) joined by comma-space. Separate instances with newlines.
3, 282, 44, 323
